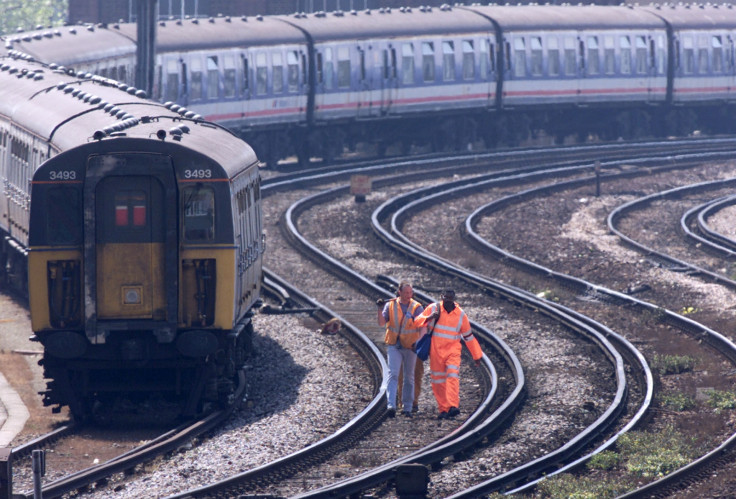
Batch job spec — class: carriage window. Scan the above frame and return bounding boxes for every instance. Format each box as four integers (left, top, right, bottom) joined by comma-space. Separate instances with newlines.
272, 52, 284, 93
190, 58, 203, 100
531, 37, 543, 76
620, 36, 631, 74
182, 186, 215, 241
548, 37, 559, 76
604, 36, 615, 74
462, 41, 474, 80
443, 42, 455, 81
337, 46, 351, 88
288, 51, 299, 91
402, 43, 415, 84
422, 42, 435, 82
324, 48, 334, 89
47, 187, 81, 244
683, 37, 695, 74
115, 191, 147, 228
713, 36, 723, 73
255, 52, 267, 95
514, 38, 526, 77
223, 54, 236, 97
587, 36, 599, 75
480, 39, 492, 77
638, 36, 650, 74
698, 36, 709, 73
207, 56, 219, 99
166, 59, 179, 102
564, 37, 576, 75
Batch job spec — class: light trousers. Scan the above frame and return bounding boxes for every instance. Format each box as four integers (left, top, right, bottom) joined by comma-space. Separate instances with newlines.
386, 344, 417, 412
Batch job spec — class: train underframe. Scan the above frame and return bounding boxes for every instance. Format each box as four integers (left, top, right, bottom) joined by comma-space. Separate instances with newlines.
241, 102, 736, 169
35, 319, 253, 421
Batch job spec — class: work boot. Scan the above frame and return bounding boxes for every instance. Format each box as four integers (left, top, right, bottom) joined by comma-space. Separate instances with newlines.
387, 407, 396, 418
448, 407, 460, 418
438, 411, 448, 420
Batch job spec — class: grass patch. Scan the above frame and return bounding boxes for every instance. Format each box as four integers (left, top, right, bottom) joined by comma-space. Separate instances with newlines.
706, 389, 736, 413
659, 392, 696, 411
617, 426, 696, 478
537, 473, 629, 498
652, 354, 696, 375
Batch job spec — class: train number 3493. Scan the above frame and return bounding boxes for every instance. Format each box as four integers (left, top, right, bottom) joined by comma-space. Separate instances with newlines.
184, 169, 212, 179
49, 170, 77, 180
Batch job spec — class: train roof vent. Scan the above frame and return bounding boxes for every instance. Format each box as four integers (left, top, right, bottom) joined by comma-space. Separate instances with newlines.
334, 10, 345, 16
126, 87, 137, 95
256, 15, 264, 21
170, 104, 181, 112
241, 16, 247, 22
225, 16, 231, 22
208, 17, 215, 23
191, 18, 199, 24
184, 111, 196, 119
87, 25, 95, 32
440, 4, 452, 10
63, 86, 74, 94
159, 21, 166, 27
135, 89, 147, 98
69, 28, 76, 34
169, 127, 183, 141
350, 9, 358, 15
163, 101, 174, 109
176, 19, 183, 25
34, 73, 44, 81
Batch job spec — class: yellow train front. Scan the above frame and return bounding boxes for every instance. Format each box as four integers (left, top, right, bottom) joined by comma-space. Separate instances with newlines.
27, 135, 263, 419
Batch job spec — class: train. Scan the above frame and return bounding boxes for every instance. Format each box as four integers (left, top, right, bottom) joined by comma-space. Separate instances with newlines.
0, 51, 264, 420
6, 3, 736, 167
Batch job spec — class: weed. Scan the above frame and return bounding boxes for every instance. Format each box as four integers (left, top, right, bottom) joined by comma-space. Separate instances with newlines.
537, 473, 629, 498
652, 354, 696, 375
706, 389, 736, 413
587, 450, 621, 471
659, 392, 696, 411
617, 426, 696, 478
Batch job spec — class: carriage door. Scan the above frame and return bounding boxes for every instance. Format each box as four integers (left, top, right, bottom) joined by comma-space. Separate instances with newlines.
85, 154, 178, 336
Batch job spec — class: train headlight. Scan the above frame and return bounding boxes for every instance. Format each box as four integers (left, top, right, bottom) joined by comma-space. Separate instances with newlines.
122, 286, 142, 305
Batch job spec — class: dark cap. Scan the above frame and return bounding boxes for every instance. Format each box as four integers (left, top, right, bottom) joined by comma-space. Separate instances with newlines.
441, 289, 455, 300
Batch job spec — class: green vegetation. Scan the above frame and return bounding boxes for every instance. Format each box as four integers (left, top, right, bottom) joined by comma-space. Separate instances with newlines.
537, 426, 697, 497
659, 392, 696, 411
537, 473, 628, 499
0, 0, 67, 36
651, 354, 696, 375
706, 389, 736, 413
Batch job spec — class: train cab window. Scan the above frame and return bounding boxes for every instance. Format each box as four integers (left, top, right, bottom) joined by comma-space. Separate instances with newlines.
207, 56, 219, 99
531, 37, 543, 76
513, 38, 526, 77
288, 51, 299, 92
273, 52, 284, 93
587, 36, 600, 75
255, 53, 268, 95
182, 185, 215, 241
422, 42, 435, 82
166, 59, 179, 102
119, 66, 127, 84
713, 36, 724, 73
548, 37, 560, 76
604, 36, 615, 75
443, 41, 455, 81
191, 58, 203, 100
223, 54, 236, 97
402, 44, 415, 84
637, 36, 650, 74
620, 36, 632, 74
47, 187, 81, 244
564, 37, 576, 75
337, 46, 351, 88
462, 41, 474, 80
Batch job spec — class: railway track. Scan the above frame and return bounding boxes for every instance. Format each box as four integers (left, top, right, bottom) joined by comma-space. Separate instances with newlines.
8, 138, 736, 497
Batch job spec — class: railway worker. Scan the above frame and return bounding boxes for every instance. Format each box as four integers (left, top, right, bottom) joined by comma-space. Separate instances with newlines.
413, 289, 483, 420
377, 281, 425, 418
397, 358, 423, 414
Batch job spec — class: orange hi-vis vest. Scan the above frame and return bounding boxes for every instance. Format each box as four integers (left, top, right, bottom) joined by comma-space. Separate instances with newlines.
416, 302, 483, 361
384, 298, 423, 348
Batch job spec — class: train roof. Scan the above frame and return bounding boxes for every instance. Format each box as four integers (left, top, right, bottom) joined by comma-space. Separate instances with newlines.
275, 6, 495, 41
639, 3, 736, 29
5, 25, 136, 66
461, 4, 666, 31
0, 55, 256, 175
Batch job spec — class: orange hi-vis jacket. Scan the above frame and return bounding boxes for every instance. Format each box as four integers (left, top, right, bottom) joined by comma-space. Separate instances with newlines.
384, 298, 423, 349
415, 302, 483, 361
